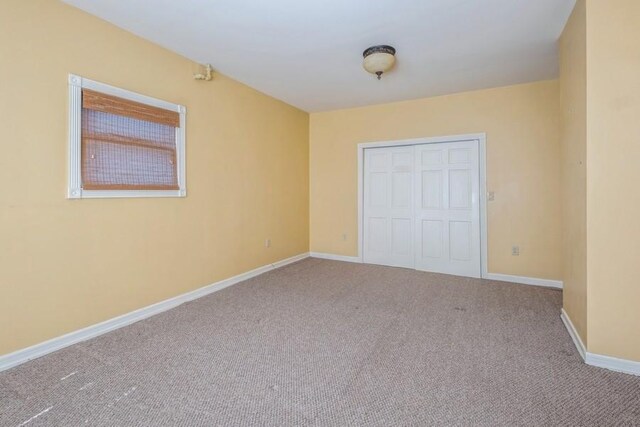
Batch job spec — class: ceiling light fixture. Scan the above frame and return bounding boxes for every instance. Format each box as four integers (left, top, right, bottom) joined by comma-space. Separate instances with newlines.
362, 45, 396, 80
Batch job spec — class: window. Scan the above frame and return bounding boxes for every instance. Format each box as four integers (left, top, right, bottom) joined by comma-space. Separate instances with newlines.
68, 74, 186, 198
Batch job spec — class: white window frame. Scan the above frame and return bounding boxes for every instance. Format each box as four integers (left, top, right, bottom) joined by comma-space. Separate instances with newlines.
68, 74, 187, 199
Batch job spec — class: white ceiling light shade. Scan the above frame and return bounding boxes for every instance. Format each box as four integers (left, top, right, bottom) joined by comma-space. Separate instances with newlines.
362, 45, 396, 80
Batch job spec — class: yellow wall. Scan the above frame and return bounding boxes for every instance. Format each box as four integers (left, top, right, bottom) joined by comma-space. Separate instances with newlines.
0, 0, 309, 355
7, 0, 636, 365
585, 0, 640, 361
310, 81, 562, 280
559, 0, 588, 345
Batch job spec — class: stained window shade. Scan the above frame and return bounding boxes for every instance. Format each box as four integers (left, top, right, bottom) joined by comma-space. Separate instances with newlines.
81, 90, 180, 190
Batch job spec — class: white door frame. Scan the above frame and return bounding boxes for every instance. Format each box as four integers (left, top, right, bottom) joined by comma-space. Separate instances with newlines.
357, 133, 488, 279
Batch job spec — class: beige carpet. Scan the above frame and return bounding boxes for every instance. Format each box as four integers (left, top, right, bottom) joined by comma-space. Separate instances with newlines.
1, 258, 639, 426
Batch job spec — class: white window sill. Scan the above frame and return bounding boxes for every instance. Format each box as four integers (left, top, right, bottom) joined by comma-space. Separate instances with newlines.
68, 189, 186, 199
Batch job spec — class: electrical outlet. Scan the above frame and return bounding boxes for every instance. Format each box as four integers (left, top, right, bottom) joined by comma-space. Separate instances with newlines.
342, 233, 348, 241
488, 191, 495, 201
265, 239, 271, 248
512, 246, 520, 256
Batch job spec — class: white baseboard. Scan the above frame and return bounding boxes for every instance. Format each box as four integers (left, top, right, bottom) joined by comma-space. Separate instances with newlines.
309, 255, 562, 290
484, 273, 563, 289
310, 252, 362, 263
0, 252, 310, 373
561, 308, 640, 377
560, 308, 587, 360
586, 352, 640, 377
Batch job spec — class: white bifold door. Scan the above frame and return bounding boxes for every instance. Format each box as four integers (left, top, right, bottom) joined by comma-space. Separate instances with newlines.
363, 140, 481, 278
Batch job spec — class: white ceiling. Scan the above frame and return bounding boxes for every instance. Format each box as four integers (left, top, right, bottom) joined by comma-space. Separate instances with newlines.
63, 0, 576, 112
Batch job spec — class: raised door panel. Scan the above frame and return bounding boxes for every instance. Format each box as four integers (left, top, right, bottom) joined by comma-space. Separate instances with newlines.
392, 172, 411, 208
367, 217, 388, 254
422, 170, 443, 209
449, 169, 472, 210
421, 220, 443, 259
449, 220, 472, 261
392, 218, 412, 256
369, 173, 388, 207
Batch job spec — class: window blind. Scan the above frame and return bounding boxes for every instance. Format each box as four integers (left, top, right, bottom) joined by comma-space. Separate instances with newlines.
81, 90, 180, 191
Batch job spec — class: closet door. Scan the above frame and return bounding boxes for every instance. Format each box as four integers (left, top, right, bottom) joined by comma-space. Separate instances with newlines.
414, 141, 481, 278
363, 146, 414, 268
